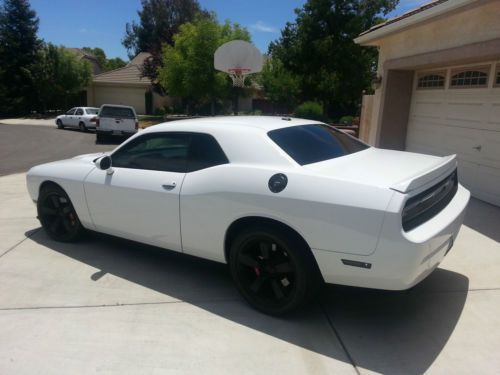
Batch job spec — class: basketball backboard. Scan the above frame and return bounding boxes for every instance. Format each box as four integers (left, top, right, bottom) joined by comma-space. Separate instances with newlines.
214, 40, 263, 87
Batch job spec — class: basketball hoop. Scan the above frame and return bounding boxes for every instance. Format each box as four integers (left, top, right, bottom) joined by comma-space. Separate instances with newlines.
228, 68, 251, 87
214, 40, 263, 114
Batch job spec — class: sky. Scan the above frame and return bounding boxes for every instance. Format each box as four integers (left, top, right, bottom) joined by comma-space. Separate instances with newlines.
30, 0, 428, 61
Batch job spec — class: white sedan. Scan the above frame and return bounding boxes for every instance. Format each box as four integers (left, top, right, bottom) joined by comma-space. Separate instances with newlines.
56, 107, 99, 132
26, 116, 470, 315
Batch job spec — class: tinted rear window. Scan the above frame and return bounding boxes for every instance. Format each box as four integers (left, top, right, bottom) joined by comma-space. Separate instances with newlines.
100, 106, 135, 118
268, 124, 369, 165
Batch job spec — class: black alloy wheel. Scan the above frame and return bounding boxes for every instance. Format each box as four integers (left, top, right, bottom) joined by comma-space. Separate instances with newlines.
79, 122, 87, 132
37, 185, 84, 242
56, 119, 64, 129
230, 227, 320, 315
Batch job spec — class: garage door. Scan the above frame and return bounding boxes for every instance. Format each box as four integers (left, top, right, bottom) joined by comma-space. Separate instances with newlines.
94, 86, 146, 114
406, 62, 500, 206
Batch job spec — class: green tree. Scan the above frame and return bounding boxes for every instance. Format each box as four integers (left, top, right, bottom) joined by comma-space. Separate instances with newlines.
158, 15, 250, 114
0, 0, 42, 115
122, 0, 207, 81
82, 47, 127, 72
267, 0, 398, 119
106, 57, 127, 71
32, 44, 92, 111
260, 57, 300, 110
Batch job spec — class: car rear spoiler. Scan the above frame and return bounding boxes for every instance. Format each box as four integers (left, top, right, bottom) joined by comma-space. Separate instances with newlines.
390, 154, 457, 193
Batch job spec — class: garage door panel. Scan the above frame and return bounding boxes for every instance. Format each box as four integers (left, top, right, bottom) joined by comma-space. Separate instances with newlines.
406, 67, 500, 206
456, 160, 478, 193
488, 103, 500, 126
480, 131, 500, 169
472, 164, 500, 206
94, 86, 146, 114
411, 100, 444, 121
407, 122, 481, 163
445, 102, 484, 125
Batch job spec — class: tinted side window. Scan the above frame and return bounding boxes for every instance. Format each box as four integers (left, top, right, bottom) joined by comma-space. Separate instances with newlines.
111, 133, 190, 172
75, 108, 83, 115
268, 125, 369, 165
187, 133, 229, 172
66, 108, 76, 115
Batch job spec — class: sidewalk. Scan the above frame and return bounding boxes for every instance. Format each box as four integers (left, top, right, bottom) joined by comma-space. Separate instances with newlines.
0, 118, 56, 127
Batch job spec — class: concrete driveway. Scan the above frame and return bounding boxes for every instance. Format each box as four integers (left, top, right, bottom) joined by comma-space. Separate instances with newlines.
0, 172, 499, 374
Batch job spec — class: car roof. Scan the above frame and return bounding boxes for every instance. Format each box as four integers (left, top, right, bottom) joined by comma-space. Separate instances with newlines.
145, 116, 323, 134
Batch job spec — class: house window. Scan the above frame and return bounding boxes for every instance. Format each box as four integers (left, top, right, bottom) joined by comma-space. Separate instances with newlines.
450, 66, 489, 88
495, 65, 500, 87
417, 72, 445, 89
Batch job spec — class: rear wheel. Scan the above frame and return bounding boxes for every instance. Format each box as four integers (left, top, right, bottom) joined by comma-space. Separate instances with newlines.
79, 122, 87, 132
229, 226, 320, 315
96, 133, 105, 143
56, 119, 63, 129
37, 185, 85, 242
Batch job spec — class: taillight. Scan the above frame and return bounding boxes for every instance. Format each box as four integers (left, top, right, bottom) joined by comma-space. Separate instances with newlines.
96, 118, 100, 127
90, 116, 97, 123
135, 119, 139, 130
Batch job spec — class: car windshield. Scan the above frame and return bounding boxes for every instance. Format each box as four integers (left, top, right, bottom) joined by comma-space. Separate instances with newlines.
85, 108, 98, 115
268, 124, 369, 165
100, 106, 135, 118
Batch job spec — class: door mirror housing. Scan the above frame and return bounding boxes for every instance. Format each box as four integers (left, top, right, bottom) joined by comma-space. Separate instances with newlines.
95, 155, 113, 174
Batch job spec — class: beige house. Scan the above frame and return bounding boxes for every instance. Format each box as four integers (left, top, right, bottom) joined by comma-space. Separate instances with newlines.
356, 0, 500, 206
87, 52, 172, 115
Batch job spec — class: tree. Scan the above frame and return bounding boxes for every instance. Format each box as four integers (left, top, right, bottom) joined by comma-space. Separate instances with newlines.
0, 0, 42, 115
122, 0, 207, 81
32, 44, 92, 111
82, 47, 127, 72
267, 0, 398, 119
260, 57, 300, 111
158, 15, 250, 114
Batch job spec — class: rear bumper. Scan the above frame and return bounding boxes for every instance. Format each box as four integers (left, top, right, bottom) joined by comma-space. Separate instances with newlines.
96, 130, 136, 137
313, 184, 470, 290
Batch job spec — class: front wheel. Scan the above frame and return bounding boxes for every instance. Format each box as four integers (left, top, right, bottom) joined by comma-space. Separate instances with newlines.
229, 226, 321, 315
37, 185, 85, 242
56, 119, 63, 129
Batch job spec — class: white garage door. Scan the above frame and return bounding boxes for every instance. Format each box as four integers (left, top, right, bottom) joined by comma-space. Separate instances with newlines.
94, 86, 146, 114
406, 62, 500, 206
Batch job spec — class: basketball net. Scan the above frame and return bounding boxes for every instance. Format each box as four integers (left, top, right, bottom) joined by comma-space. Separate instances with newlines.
228, 68, 251, 87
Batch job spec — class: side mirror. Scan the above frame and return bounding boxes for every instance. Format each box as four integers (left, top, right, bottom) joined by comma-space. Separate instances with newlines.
95, 155, 113, 174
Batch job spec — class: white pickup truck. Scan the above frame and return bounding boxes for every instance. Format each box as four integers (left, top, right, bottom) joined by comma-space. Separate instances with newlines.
96, 104, 138, 142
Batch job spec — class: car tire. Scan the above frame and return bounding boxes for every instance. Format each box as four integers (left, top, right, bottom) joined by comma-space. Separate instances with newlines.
96, 133, 105, 143
229, 226, 321, 315
79, 122, 87, 132
56, 119, 64, 129
37, 184, 85, 242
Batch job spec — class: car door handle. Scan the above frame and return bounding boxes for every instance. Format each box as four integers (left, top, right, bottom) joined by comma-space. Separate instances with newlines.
162, 182, 177, 190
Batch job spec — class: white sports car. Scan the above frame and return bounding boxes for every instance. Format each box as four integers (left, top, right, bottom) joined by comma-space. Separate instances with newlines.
27, 116, 470, 314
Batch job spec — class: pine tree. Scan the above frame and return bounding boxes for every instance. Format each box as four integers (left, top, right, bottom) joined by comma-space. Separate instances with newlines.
0, 0, 41, 115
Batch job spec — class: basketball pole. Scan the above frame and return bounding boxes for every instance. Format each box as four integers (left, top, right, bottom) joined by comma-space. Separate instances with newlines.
233, 86, 240, 116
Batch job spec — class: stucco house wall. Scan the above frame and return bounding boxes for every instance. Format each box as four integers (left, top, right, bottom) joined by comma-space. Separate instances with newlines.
358, 0, 500, 145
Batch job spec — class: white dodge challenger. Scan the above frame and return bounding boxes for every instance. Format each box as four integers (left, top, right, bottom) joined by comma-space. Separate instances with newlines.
27, 116, 470, 315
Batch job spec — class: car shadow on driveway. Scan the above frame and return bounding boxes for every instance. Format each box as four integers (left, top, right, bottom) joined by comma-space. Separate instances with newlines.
28, 229, 469, 375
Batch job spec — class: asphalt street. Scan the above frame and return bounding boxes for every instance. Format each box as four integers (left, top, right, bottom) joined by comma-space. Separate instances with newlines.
0, 124, 117, 176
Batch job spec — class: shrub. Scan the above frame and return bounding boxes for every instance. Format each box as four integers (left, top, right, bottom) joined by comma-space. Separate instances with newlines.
294, 101, 325, 121
339, 115, 354, 125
